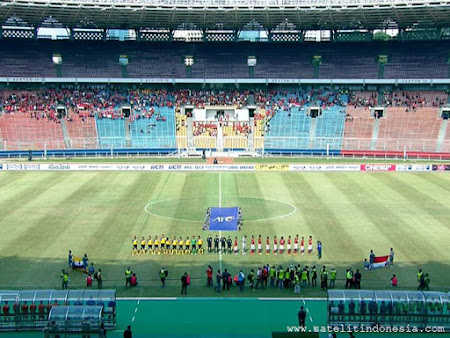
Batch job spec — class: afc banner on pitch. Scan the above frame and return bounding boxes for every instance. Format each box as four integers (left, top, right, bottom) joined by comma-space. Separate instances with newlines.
209, 207, 239, 231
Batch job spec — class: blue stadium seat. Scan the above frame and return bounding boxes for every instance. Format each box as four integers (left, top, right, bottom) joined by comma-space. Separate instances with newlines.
129, 107, 176, 148
95, 117, 126, 148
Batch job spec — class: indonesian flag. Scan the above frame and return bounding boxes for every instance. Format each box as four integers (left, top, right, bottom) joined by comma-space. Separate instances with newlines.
372, 256, 389, 269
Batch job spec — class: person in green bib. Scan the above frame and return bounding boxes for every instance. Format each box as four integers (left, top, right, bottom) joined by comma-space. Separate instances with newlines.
329, 268, 337, 289
301, 269, 308, 288
277, 266, 284, 290
294, 274, 300, 294
269, 266, 276, 287
125, 267, 132, 288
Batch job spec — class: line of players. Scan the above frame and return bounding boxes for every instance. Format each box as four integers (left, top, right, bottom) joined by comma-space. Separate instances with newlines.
132, 234, 314, 256
132, 235, 204, 255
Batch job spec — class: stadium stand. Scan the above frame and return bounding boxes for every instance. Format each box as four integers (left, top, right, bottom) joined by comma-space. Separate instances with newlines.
264, 107, 312, 150
0, 40, 449, 79
129, 107, 176, 148
175, 109, 188, 149
342, 107, 375, 150
65, 113, 98, 149
222, 122, 250, 150
95, 117, 127, 149
0, 88, 448, 155
376, 107, 443, 152
192, 121, 218, 149
313, 106, 347, 149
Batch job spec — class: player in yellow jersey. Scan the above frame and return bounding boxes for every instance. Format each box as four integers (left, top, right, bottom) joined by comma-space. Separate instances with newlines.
140, 237, 147, 254
178, 237, 184, 255
185, 236, 191, 255
147, 236, 153, 255
160, 235, 166, 254
172, 237, 177, 255
154, 237, 160, 255
132, 236, 138, 255
165, 236, 171, 254
197, 236, 204, 254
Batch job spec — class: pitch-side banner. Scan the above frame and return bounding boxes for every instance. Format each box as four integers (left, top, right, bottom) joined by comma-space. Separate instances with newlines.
360, 164, 396, 172
0, 163, 438, 172
0, 163, 256, 171
396, 164, 432, 172
290, 164, 360, 171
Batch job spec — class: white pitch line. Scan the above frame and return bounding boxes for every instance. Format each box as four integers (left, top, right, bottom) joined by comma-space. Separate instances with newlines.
219, 172, 223, 273
219, 172, 222, 207
309, 316, 313, 323
132, 316, 135, 322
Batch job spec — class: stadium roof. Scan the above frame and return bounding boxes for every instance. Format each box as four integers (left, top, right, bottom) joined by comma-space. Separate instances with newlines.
0, 0, 449, 30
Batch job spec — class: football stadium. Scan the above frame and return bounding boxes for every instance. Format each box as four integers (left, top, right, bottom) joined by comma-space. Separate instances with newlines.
0, 0, 449, 337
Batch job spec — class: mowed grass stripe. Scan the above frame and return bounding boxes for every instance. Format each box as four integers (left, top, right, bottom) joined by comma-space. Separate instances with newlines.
235, 173, 272, 232
0, 172, 97, 254
410, 172, 450, 194
393, 174, 450, 227
370, 174, 449, 257
166, 173, 218, 235
0, 172, 38, 196
131, 172, 173, 242
321, 173, 394, 259
81, 173, 162, 259
340, 174, 444, 261
0, 172, 69, 229
281, 173, 360, 260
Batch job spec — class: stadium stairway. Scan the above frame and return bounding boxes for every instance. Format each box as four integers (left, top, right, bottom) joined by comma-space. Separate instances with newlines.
370, 119, 380, 150
309, 117, 317, 148
59, 118, 72, 149
436, 119, 448, 152
186, 117, 194, 150
124, 118, 132, 148
248, 117, 255, 150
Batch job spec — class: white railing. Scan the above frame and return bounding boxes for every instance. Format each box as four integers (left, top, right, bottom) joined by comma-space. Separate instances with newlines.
0, 136, 446, 153
7, 0, 446, 8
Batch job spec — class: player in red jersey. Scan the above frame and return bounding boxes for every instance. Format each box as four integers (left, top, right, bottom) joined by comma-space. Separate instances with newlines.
294, 235, 299, 254
279, 236, 285, 254
234, 237, 239, 255
287, 236, 292, 255
308, 235, 313, 254
300, 236, 305, 255
258, 235, 262, 255
266, 236, 270, 255
251, 235, 255, 255
273, 236, 278, 255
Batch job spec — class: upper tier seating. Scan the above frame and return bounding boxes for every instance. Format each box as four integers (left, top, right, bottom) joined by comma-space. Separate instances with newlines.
0, 40, 448, 79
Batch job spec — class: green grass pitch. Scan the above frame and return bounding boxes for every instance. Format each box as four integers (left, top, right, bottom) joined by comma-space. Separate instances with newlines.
0, 170, 449, 298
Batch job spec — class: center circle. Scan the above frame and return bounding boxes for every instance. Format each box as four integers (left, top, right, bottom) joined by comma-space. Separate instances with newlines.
144, 196, 296, 222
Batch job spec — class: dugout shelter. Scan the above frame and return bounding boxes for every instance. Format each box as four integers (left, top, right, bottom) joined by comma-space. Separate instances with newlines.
327, 290, 450, 330
0, 289, 116, 331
